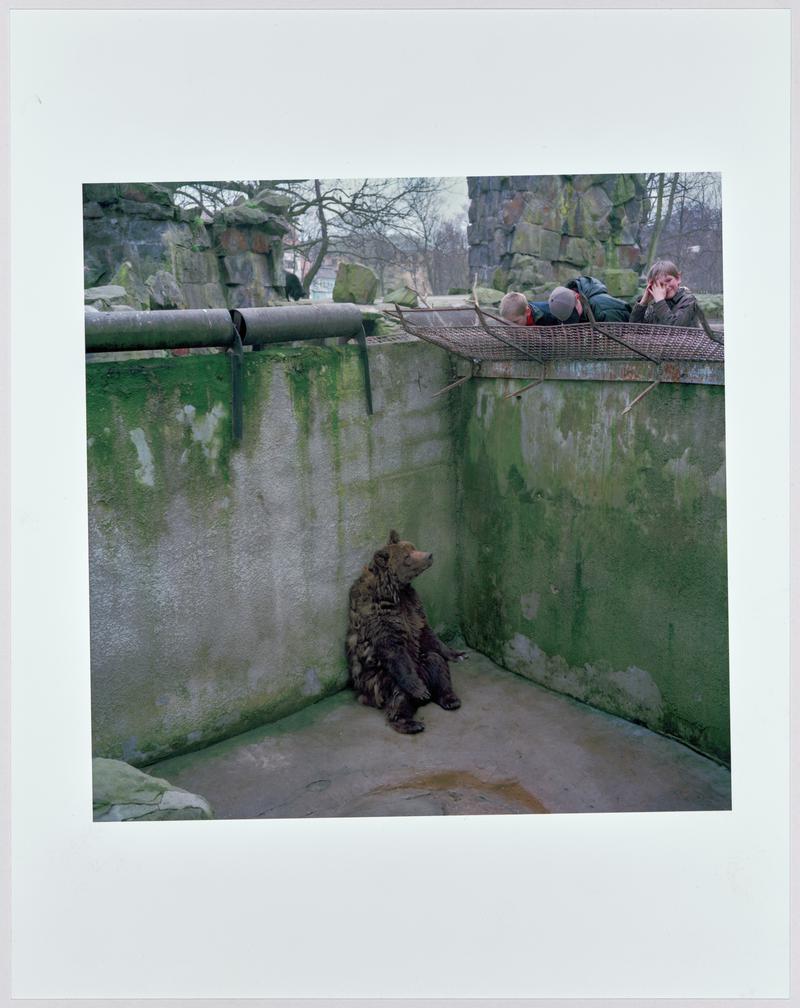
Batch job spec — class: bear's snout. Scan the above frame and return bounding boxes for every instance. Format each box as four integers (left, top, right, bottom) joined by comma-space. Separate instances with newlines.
411, 549, 433, 569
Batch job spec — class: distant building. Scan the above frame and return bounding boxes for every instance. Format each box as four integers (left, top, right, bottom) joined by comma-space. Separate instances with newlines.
308, 262, 337, 301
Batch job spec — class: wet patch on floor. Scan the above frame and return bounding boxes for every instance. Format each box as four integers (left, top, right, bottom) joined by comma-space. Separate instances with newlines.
342, 770, 548, 817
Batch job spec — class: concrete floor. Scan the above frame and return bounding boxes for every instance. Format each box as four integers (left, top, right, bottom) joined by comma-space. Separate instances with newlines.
147, 650, 731, 818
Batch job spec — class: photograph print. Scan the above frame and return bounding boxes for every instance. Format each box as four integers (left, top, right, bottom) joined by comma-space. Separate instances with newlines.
84, 172, 730, 821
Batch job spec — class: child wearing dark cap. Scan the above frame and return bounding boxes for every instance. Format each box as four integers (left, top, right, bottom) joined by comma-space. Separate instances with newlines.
547, 276, 631, 323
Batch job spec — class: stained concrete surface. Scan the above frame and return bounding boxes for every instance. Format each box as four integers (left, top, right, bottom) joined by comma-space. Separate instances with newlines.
87, 340, 460, 765
146, 650, 731, 818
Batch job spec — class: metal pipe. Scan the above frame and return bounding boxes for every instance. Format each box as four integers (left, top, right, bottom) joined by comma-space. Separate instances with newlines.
355, 325, 374, 415
85, 304, 377, 434
230, 325, 244, 441
85, 308, 233, 352
85, 303, 367, 352
232, 303, 364, 346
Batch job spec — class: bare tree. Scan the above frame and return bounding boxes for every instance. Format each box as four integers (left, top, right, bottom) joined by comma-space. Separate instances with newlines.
171, 177, 468, 295
639, 172, 722, 291
268, 177, 452, 289
366, 182, 468, 295
645, 172, 679, 271
427, 218, 468, 294
339, 205, 468, 297
337, 231, 405, 297
171, 180, 271, 216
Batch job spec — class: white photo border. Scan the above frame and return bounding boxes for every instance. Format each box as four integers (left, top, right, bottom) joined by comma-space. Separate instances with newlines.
7, 3, 793, 1001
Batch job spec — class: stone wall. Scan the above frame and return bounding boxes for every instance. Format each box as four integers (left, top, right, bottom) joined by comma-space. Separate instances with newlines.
86, 340, 460, 765
467, 174, 647, 299
83, 183, 291, 311
453, 376, 729, 762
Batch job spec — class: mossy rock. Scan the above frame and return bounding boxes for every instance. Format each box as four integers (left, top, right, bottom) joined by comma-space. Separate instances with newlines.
525, 283, 554, 300
511, 222, 560, 260
84, 255, 107, 288
510, 261, 539, 288
251, 189, 293, 215
333, 262, 379, 304
83, 183, 119, 206
609, 174, 638, 207
603, 268, 639, 298
84, 283, 127, 302
551, 262, 584, 286
384, 285, 418, 307
561, 237, 591, 267
473, 286, 506, 306
146, 270, 187, 310
187, 216, 212, 248
570, 174, 604, 193
110, 260, 149, 309
491, 267, 510, 292
118, 199, 175, 221
519, 176, 564, 231
174, 247, 219, 285
580, 187, 614, 231
696, 293, 724, 319
92, 758, 213, 821
213, 205, 281, 232
119, 183, 175, 208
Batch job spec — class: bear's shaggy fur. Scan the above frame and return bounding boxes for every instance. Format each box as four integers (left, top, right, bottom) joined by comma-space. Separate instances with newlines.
346, 530, 465, 733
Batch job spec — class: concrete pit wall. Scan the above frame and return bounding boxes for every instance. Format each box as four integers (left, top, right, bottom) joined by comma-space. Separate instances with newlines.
87, 339, 730, 766
453, 377, 729, 763
87, 340, 460, 765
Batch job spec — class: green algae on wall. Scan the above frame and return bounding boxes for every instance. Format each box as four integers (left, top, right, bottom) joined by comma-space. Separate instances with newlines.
86, 354, 235, 548
455, 377, 730, 763
87, 341, 460, 765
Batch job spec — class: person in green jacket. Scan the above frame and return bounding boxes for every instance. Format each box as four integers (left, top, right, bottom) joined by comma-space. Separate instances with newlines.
547, 276, 631, 323
629, 260, 699, 326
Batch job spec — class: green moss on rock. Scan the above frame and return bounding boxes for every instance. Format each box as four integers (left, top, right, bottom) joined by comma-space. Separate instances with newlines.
333, 262, 379, 304
92, 757, 213, 820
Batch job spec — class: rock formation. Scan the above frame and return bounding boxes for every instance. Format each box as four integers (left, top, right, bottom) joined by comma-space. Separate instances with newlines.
83, 183, 292, 311
332, 261, 379, 304
467, 174, 647, 300
92, 757, 213, 821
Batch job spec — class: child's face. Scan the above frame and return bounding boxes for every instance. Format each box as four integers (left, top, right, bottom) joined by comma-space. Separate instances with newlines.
653, 273, 681, 298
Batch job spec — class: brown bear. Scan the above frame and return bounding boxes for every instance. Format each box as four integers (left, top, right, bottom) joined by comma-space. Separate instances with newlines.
346, 530, 466, 733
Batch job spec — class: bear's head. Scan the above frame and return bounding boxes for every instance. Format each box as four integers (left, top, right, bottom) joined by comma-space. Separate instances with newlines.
372, 529, 433, 585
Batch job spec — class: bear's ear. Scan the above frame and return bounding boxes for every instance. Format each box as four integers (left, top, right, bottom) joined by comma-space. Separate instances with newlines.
388, 529, 399, 544
373, 548, 389, 568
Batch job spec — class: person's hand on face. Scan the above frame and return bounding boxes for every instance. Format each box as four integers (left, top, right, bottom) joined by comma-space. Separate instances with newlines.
661, 274, 680, 299
650, 277, 668, 303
